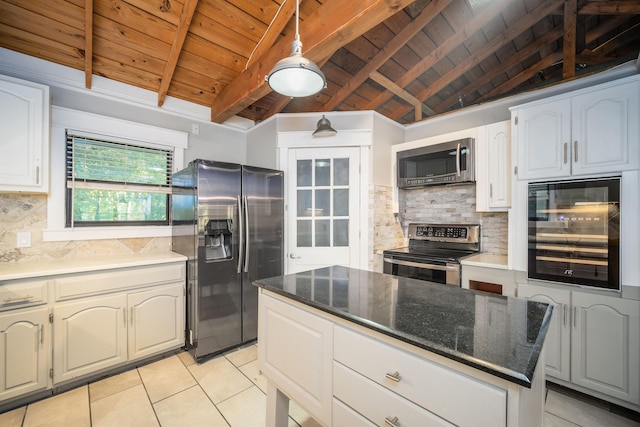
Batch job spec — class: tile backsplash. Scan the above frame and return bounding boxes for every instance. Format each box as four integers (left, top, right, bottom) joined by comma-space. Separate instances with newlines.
0, 193, 171, 264
397, 183, 508, 255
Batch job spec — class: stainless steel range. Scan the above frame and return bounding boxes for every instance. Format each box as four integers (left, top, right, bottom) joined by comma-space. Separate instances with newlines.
383, 224, 480, 286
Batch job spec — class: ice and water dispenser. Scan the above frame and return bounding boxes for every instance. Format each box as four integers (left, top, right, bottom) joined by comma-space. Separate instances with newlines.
200, 218, 233, 261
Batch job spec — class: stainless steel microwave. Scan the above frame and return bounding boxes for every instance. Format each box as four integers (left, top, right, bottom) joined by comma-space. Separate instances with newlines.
397, 138, 475, 189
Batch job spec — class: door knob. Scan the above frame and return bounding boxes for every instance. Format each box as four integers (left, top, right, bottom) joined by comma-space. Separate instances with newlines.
289, 253, 301, 259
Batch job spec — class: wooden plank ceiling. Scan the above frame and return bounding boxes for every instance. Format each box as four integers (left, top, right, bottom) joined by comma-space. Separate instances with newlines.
1, 0, 639, 125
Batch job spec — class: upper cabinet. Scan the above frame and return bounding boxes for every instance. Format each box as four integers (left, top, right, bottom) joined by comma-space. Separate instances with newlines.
476, 121, 511, 212
0, 75, 50, 193
512, 76, 639, 181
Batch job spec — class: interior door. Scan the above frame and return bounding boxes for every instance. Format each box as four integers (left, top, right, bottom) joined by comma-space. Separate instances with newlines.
287, 147, 360, 273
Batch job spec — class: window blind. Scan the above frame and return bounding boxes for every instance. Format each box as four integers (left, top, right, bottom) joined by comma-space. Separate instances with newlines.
66, 133, 173, 194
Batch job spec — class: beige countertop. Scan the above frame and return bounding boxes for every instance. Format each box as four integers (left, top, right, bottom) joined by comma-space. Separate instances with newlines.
0, 252, 187, 281
461, 254, 508, 269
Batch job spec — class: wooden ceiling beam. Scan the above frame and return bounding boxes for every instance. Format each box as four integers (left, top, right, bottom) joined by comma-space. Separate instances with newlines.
363, 0, 516, 112
483, 51, 564, 99
84, 0, 93, 89
579, 1, 640, 14
244, 0, 296, 70
209, 0, 416, 124
384, 0, 565, 120
369, 71, 433, 121
320, 0, 455, 112
563, 0, 577, 79
157, 0, 198, 107
437, 28, 564, 114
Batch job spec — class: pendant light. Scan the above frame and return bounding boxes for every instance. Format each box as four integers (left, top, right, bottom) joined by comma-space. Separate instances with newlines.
265, 0, 327, 97
312, 115, 337, 137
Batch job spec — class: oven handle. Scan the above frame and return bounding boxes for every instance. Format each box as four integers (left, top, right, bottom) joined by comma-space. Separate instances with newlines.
383, 257, 459, 271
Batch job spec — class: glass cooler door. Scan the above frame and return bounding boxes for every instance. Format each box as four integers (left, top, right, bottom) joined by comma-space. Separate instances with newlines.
527, 178, 620, 290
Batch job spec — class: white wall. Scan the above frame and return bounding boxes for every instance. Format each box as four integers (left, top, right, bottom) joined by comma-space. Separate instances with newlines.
0, 48, 247, 169
246, 116, 278, 169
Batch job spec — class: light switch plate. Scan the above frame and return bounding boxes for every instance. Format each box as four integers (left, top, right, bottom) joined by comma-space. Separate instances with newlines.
17, 231, 32, 248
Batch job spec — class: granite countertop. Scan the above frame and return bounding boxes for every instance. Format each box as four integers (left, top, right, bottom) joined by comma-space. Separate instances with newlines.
255, 265, 553, 388
0, 252, 188, 281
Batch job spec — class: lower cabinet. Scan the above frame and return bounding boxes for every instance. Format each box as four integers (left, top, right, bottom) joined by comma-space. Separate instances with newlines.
53, 283, 184, 384
259, 290, 516, 427
519, 283, 640, 407
53, 294, 127, 384
0, 307, 49, 402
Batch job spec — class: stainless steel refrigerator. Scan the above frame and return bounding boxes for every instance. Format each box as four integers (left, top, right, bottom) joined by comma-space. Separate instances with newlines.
171, 159, 284, 361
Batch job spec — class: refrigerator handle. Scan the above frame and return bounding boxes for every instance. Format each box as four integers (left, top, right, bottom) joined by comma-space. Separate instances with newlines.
243, 195, 250, 273
237, 195, 244, 274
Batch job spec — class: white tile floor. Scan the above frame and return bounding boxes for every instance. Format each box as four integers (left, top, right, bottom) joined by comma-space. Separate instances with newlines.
0, 344, 638, 427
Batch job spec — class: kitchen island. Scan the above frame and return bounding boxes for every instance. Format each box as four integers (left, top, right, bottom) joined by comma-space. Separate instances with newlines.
254, 265, 553, 427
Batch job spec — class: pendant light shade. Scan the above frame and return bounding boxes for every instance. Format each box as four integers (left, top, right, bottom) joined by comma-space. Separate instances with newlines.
312, 115, 337, 137
265, 0, 326, 97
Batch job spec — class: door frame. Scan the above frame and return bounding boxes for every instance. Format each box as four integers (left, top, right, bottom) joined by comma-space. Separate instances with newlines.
277, 130, 371, 273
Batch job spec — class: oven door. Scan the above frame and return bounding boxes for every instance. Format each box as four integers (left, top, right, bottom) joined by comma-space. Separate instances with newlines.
383, 254, 460, 286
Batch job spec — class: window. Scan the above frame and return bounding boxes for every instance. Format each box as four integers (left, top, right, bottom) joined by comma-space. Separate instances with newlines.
65, 132, 173, 227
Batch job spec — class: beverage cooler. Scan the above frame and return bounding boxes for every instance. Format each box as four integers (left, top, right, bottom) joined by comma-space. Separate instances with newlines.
527, 177, 620, 290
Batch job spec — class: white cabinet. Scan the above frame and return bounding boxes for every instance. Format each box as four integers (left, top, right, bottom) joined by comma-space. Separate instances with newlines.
53, 282, 185, 384
571, 292, 640, 404
53, 294, 127, 384
258, 291, 333, 426
512, 77, 639, 180
476, 121, 511, 211
0, 74, 49, 192
334, 325, 507, 427
517, 284, 571, 381
128, 285, 184, 361
518, 283, 640, 407
259, 289, 533, 427
0, 307, 49, 401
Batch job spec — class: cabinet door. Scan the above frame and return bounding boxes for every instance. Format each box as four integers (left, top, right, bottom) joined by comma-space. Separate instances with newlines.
514, 98, 571, 180
53, 294, 127, 384
517, 284, 571, 381
127, 284, 185, 361
0, 75, 49, 192
571, 292, 640, 404
571, 81, 639, 175
258, 291, 333, 426
487, 121, 511, 209
0, 308, 49, 401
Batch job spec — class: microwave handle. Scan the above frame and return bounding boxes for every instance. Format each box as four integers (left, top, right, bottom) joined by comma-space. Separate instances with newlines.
456, 143, 461, 177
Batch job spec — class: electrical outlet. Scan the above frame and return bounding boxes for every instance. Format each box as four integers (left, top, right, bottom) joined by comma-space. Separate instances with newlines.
17, 231, 32, 248
191, 123, 199, 135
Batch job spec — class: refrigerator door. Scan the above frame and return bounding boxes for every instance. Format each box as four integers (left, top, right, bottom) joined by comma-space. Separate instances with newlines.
195, 160, 243, 358
241, 166, 284, 341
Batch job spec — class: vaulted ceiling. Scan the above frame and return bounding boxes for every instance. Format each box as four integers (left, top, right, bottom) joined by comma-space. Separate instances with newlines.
1, 0, 639, 125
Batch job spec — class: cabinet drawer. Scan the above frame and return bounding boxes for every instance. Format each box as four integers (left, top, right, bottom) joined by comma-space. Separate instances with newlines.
334, 362, 453, 427
0, 280, 48, 311
333, 398, 376, 427
334, 326, 507, 427
53, 262, 186, 300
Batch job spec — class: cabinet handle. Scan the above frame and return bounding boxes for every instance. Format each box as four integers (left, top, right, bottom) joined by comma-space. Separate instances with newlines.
489, 183, 493, 198
2, 295, 34, 305
563, 304, 567, 326
574, 141, 578, 162
573, 307, 577, 328
384, 416, 400, 427
123, 307, 127, 327
385, 371, 401, 382
40, 324, 44, 344
36, 166, 40, 185
563, 143, 568, 164
130, 307, 134, 327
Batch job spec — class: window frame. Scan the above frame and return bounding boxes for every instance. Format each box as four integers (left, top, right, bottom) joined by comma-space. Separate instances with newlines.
44, 107, 187, 242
